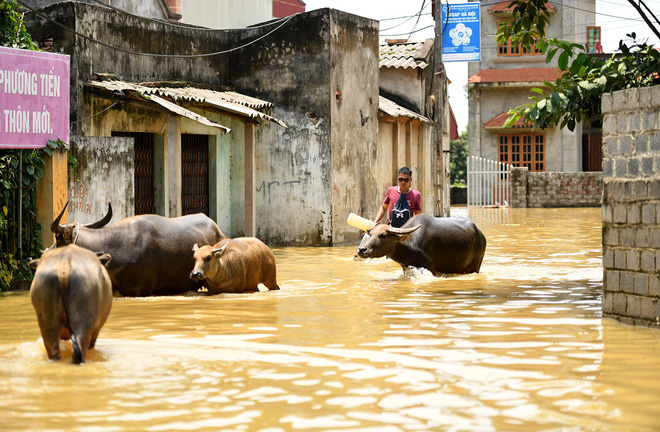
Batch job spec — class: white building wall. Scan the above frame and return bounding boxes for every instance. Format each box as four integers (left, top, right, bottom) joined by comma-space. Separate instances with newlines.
180, 0, 274, 29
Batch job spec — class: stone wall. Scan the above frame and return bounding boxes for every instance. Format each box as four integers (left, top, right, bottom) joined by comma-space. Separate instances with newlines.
601, 86, 660, 327
510, 167, 602, 208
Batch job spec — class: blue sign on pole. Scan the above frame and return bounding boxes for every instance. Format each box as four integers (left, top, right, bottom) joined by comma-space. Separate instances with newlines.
441, 2, 481, 62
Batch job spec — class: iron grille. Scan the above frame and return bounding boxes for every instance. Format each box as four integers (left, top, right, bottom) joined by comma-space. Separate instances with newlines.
112, 131, 155, 215
181, 134, 209, 216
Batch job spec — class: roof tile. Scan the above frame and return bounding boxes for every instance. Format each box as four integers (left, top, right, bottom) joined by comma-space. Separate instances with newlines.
483, 111, 533, 128
468, 67, 562, 84
487, 1, 556, 13
379, 39, 433, 70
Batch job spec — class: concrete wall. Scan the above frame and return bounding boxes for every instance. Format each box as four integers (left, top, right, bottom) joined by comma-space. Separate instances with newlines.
380, 68, 425, 113
226, 9, 380, 245
68, 136, 134, 224
510, 167, 602, 208
27, 0, 173, 21
375, 118, 433, 224
601, 86, 660, 327
329, 11, 380, 244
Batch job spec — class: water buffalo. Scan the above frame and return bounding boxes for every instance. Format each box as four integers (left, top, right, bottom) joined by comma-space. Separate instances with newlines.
190, 237, 280, 294
50, 202, 225, 296
356, 214, 486, 275
29, 244, 113, 364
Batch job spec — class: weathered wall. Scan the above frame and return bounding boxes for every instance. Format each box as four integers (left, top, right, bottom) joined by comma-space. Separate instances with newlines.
329, 10, 379, 244
510, 167, 602, 208
26, 2, 229, 130
26, 0, 170, 19
226, 9, 380, 245
27, 5, 385, 245
375, 119, 434, 222
601, 86, 660, 327
68, 136, 134, 224
380, 68, 424, 113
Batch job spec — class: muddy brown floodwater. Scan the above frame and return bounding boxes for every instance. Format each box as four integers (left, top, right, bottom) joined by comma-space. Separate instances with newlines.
1, 207, 659, 431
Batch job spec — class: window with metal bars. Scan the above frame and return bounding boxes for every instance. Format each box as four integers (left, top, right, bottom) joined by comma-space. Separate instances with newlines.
498, 133, 545, 172
587, 26, 602, 53
112, 131, 155, 215
497, 20, 543, 56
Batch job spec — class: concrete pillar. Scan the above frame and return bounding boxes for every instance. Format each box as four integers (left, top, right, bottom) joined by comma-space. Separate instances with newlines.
244, 122, 256, 237
36, 149, 68, 250
405, 121, 412, 168
166, 115, 182, 217
391, 121, 399, 184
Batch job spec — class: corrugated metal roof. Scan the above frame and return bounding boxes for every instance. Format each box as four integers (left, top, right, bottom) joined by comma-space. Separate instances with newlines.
379, 39, 433, 70
86, 79, 231, 132
85, 77, 285, 127
378, 96, 432, 124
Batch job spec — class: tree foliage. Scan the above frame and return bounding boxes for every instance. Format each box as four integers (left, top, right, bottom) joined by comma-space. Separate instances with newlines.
0, 0, 38, 50
0, 0, 42, 290
450, 129, 468, 185
496, 0, 660, 131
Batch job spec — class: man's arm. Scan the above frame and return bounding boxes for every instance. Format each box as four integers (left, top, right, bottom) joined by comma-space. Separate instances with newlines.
414, 190, 422, 215
374, 203, 389, 223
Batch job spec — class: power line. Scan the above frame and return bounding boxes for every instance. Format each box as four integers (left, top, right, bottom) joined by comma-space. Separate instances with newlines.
408, 0, 428, 40
381, 25, 434, 38
18, 0, 299, 58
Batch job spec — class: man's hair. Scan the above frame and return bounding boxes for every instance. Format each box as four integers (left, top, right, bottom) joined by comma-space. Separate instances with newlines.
398, 167, 412, 176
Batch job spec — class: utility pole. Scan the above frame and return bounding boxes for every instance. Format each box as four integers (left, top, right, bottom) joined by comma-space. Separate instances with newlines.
433, 0, 449, 216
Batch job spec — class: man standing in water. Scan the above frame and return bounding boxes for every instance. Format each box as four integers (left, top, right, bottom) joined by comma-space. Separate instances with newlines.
374, 167, 422, 227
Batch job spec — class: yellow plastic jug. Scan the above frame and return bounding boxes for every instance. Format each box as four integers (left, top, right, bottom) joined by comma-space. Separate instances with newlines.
346, 213, 374, 232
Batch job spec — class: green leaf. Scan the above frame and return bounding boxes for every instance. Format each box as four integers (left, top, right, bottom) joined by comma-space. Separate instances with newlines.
558, 51, 569, 70
26, 166, 34, 175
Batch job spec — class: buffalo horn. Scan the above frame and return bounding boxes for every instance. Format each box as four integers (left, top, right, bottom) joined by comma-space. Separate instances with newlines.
387, 225, 421, 235
84, 203, 113, 229
50, 201, 69, 235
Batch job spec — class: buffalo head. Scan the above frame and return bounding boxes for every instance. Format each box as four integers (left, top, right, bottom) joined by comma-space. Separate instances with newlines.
190, 242, 227, 281
356, 223, 421, 258
50, 201, 113, 247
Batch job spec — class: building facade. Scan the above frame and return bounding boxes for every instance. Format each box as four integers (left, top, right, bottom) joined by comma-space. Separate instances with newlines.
467, 0, 599, 173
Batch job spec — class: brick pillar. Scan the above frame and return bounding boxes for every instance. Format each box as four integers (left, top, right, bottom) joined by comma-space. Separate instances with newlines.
510, 166, 528, 208
601, 86, 660, 328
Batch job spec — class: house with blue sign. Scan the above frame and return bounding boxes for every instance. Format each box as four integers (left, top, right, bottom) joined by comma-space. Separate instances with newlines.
467, 0, 602, 174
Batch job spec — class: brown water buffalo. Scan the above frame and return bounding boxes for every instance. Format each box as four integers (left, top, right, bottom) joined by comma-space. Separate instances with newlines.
356, 214, 486, 275
50, 202, 225, 296
29, 244, 113, 364
190, 237, 279, 294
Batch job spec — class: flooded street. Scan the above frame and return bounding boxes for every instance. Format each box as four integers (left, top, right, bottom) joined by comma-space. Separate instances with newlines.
1, 207, 659, 431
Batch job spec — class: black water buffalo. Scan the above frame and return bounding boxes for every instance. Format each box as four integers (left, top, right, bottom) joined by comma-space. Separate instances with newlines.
190, 238, 280, 294
356, 214, 486, 275
29, 244, 113, 364
50, 202, 225, 296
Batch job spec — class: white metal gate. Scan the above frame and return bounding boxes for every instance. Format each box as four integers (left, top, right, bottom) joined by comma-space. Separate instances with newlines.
467, 156, 511, 206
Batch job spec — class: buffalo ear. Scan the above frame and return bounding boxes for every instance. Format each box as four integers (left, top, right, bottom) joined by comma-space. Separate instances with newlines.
211, 245, 227, 256
192, 243, 199, 252
28, 259, 40, 270
96, 252, 112, 267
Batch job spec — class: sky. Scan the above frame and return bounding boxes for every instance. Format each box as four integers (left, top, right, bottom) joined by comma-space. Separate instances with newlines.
304, 0, 660, 134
